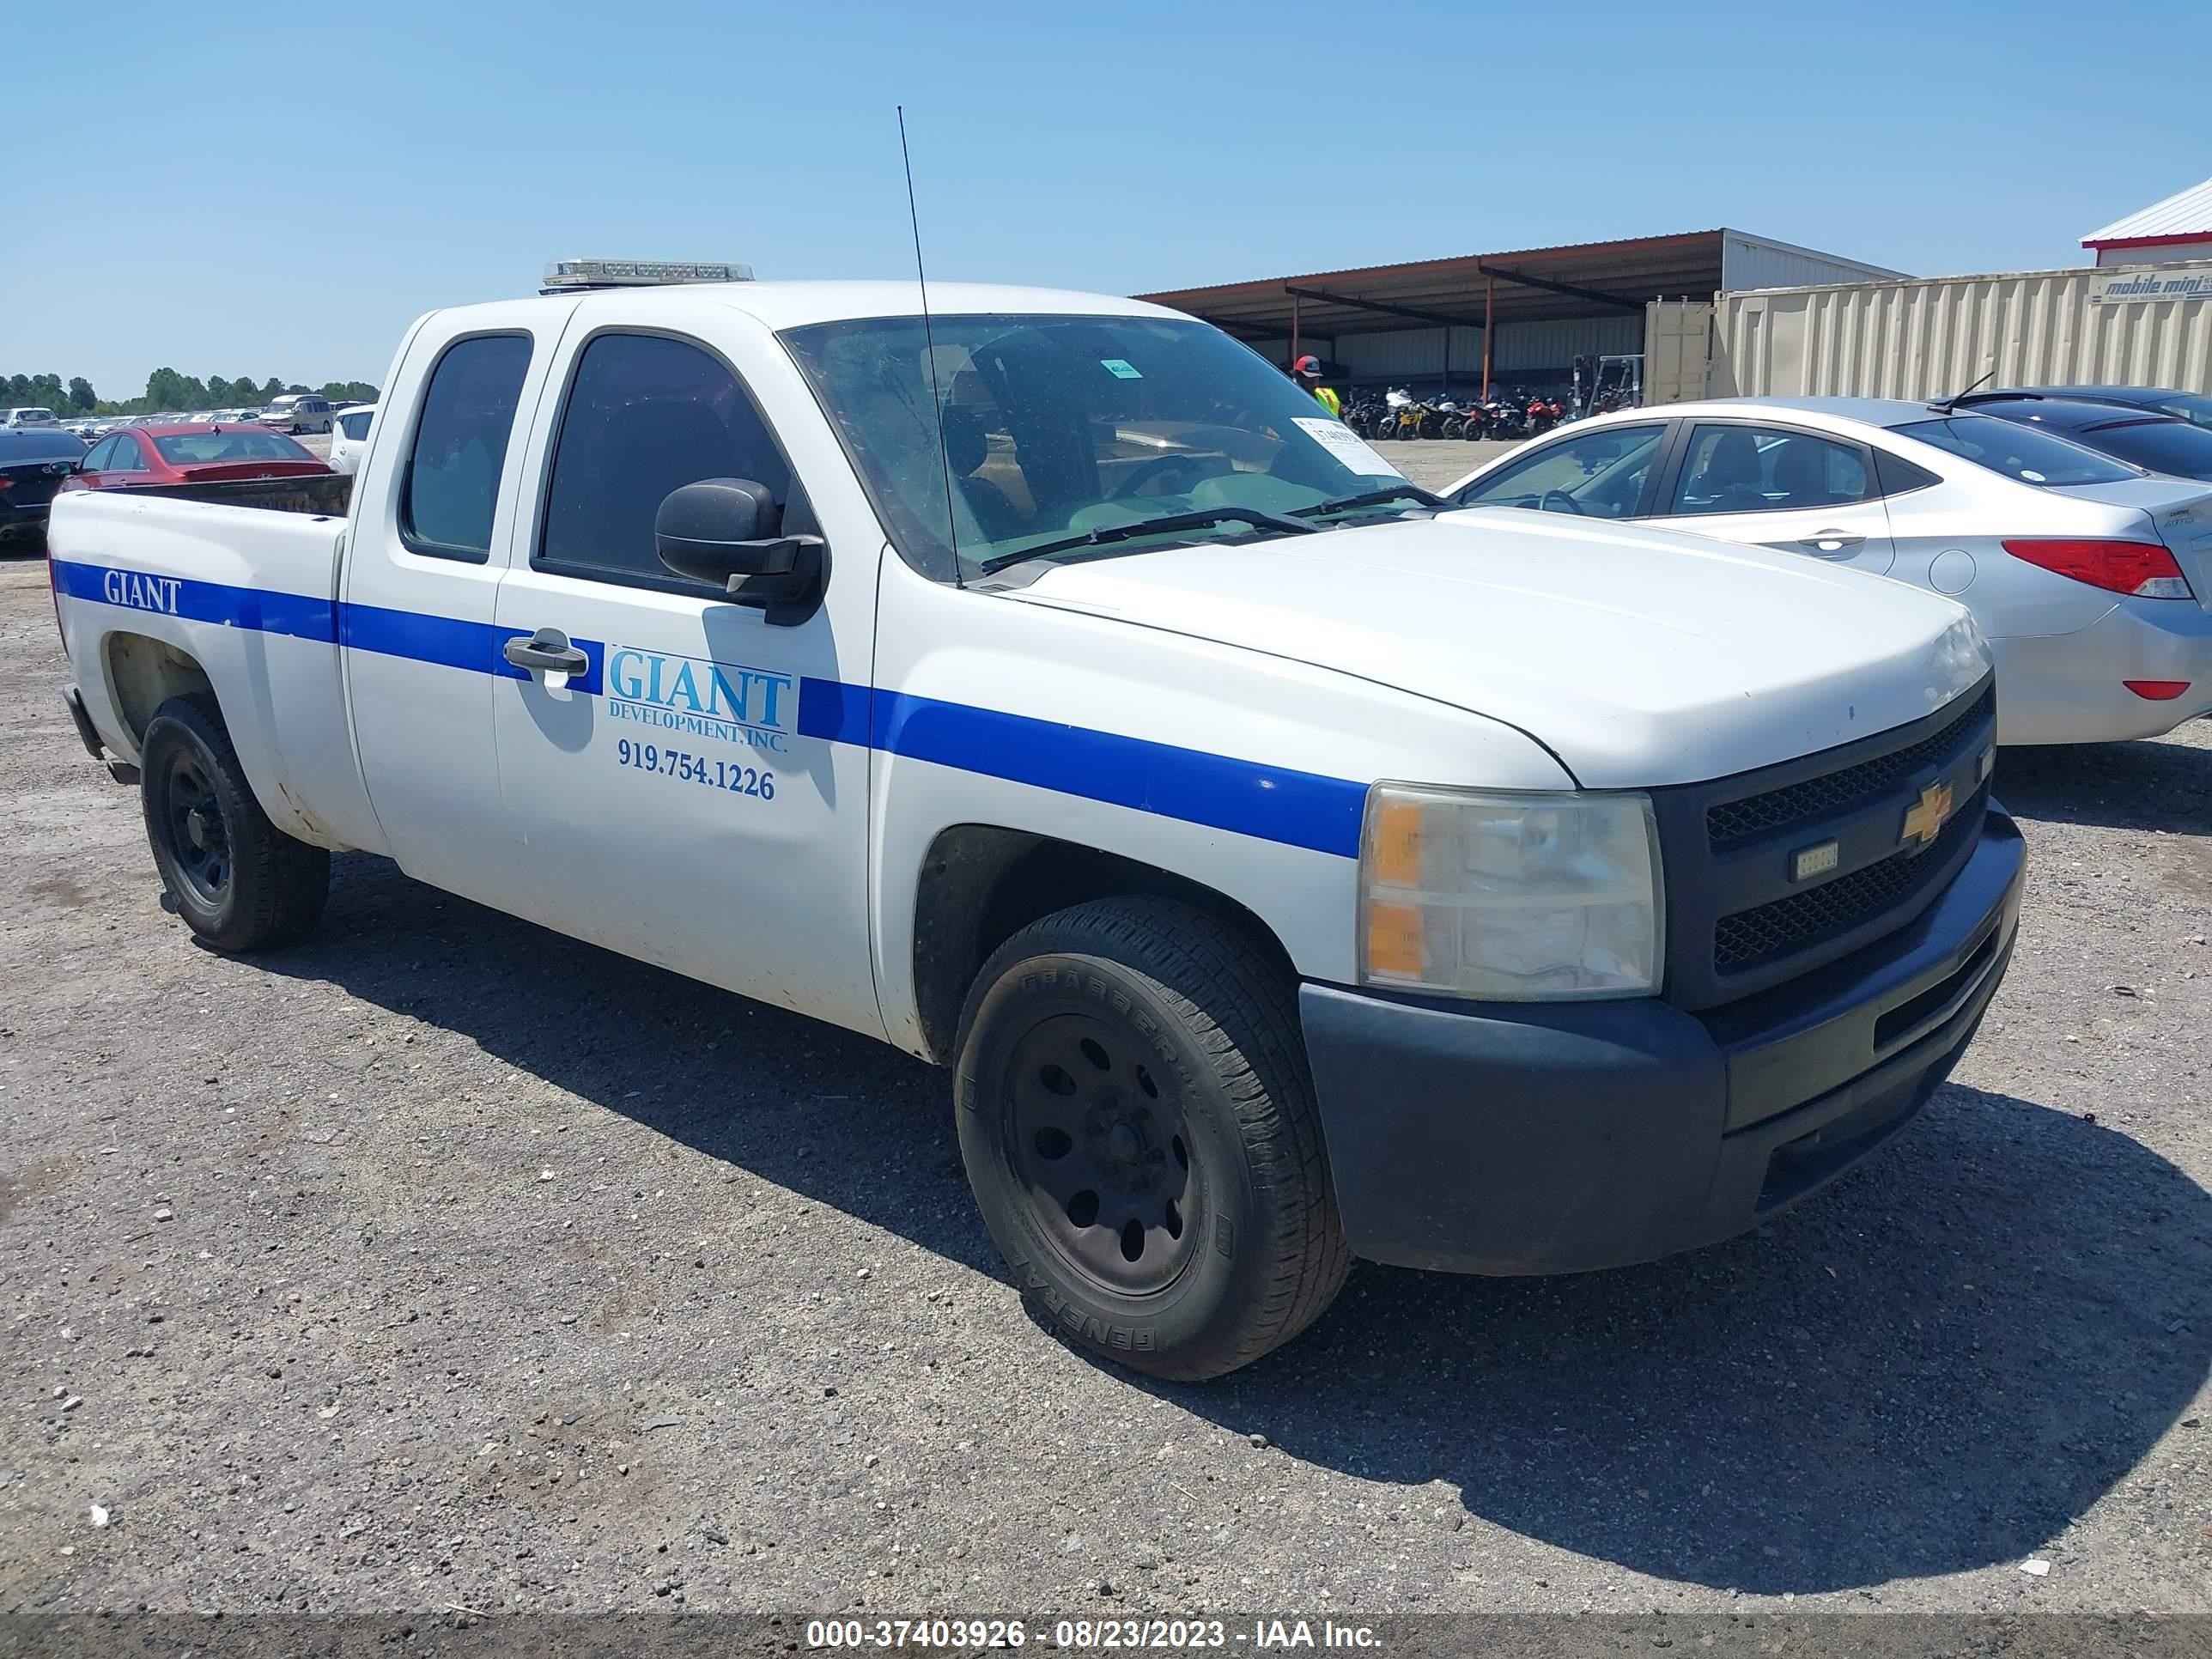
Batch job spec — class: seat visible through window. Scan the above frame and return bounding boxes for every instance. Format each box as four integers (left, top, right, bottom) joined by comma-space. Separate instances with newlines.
1670, 424, 1872, 516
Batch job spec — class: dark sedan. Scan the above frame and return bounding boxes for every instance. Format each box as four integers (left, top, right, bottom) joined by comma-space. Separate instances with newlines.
0, 427, 89, 548
1961, 393, 2212, 483
1974, 385, 2212, 430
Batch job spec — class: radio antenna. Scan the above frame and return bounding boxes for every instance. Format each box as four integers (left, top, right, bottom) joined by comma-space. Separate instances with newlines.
897, 105, 963, 587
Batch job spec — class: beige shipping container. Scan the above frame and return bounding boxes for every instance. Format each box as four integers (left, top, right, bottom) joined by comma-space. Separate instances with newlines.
1713, 262, 2212, 400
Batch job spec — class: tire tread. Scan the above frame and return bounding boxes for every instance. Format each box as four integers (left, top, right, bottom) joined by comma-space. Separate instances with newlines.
961, 896, 1348, 1377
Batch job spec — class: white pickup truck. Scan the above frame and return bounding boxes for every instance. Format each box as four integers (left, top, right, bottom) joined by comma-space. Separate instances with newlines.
48, 264, 2023, 1380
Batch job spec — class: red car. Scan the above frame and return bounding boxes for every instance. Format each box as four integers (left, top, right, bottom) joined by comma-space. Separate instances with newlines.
63, 423, 334, 493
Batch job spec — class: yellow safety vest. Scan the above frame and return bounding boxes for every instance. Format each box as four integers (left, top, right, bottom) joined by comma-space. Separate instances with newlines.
1313, 385, 1342, 417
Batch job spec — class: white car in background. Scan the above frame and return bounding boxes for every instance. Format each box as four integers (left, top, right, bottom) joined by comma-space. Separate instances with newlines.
253, 393, 334, 434
327, 404, 375, 474
1443, 398, 2212, 744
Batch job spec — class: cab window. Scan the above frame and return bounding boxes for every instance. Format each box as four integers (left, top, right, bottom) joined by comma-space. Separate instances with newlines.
1453, 424, 1665, 519
401, 333, 532, 561
536, 331, 793, 592
1668, 424, 1872, 516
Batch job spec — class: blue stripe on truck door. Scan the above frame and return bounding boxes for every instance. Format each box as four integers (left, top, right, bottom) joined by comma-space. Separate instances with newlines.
50, 560, 607, 696
53, 559, 1364, 858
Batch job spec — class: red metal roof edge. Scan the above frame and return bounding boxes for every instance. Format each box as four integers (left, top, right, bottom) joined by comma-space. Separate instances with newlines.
2081, 232, 2212, 252
1137, 229, 1726, 305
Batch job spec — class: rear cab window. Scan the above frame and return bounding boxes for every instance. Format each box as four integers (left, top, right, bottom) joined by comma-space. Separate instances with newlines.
400, 334, 533, 561
1892, 416, 2137, 488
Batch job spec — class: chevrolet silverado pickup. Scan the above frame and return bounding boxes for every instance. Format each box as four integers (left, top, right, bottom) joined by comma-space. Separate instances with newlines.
46, 264, 2022, 1379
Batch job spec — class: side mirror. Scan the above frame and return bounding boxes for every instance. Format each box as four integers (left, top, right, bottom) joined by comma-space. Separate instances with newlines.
655, 478, 828, 625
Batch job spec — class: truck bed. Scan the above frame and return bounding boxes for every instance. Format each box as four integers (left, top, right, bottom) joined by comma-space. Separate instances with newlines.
47, 483, 380, 856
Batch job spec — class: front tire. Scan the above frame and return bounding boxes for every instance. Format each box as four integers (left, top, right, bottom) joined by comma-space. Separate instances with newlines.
954, 897, 1348, 1380
140, 694, 329, 951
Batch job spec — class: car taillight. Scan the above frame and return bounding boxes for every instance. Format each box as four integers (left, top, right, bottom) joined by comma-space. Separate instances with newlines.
2000, 538, 2195, 599
2123, 680, 2191, 701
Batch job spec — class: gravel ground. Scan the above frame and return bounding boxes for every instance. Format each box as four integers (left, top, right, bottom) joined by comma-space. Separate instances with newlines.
1363, 436, 1514, 493
1, 543, 2208, 1624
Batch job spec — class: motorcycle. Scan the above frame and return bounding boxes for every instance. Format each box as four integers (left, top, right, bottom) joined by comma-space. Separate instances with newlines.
1421, 396, 1464, 440
1344, 392, 1390, 440
1382, 388, 1428, 442
1479, 398, 1526, 441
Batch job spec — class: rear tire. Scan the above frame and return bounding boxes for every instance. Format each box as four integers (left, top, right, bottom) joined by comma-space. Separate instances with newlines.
140, 694, 329, 952
954, 896, 1349, 1380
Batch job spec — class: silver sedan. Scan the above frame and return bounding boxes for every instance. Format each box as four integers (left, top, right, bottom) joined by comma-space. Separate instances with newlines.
1440, 397, 2212, 744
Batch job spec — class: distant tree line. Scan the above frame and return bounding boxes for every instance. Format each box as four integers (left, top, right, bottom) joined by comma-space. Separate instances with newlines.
2, 369, 380, 417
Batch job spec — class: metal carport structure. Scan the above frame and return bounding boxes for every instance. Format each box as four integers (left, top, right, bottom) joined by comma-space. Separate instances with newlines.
1137, 229, 1900, 400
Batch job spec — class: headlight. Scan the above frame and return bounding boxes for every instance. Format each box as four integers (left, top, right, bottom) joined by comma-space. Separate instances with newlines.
1358, 784, 1663, 1000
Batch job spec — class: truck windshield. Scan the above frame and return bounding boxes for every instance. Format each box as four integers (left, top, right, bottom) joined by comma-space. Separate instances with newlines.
781, 313, 1407, 580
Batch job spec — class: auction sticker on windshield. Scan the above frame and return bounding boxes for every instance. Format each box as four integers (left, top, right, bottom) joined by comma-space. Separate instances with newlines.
1294, 416, 1405, 480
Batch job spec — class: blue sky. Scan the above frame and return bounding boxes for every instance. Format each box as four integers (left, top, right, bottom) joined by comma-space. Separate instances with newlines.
8, 0, 2209, 399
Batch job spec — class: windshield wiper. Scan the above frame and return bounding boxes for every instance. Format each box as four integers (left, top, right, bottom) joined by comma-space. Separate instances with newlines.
975, 506, 1319, 575
1297, 483, 1446, 520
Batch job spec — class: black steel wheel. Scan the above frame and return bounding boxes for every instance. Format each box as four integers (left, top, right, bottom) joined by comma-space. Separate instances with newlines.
157, 744, 232, 907
139, 693, 329, 952
956, 896, 1349, 1380
1002, 1007, 1204, 1297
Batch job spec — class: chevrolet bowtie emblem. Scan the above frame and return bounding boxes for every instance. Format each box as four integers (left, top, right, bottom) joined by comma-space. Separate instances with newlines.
1901, 780, 1955, 851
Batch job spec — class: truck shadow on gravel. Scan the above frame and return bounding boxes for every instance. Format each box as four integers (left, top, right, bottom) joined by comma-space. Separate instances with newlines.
1164, 1082, 2212, 1595
1993, 727, 2211, 834
270, 856, 2209, 1599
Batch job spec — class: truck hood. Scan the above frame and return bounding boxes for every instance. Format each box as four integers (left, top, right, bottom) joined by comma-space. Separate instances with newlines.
1004, 507, 1989, 788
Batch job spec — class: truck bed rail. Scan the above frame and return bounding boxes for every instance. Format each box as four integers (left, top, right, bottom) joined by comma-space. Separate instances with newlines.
125, 473, 354, 517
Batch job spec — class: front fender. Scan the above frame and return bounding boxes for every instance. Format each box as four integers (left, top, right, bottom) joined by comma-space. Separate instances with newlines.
865, 562, 1573, 1055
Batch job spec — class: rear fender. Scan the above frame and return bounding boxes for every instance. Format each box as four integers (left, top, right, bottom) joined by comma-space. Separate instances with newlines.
51, 490, 373, 853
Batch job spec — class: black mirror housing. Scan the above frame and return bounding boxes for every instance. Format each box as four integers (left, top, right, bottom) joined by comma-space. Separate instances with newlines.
655, 477, 829, 625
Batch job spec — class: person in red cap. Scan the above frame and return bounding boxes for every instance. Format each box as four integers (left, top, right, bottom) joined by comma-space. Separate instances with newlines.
1293, 355, 1342, 419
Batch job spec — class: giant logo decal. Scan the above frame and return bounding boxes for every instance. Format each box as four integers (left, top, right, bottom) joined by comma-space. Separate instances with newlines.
605, 646, 793, 753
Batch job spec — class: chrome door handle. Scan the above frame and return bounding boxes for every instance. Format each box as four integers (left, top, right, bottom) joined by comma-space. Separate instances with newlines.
503, 628, 587, 676
1797, 530, 1865, 551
